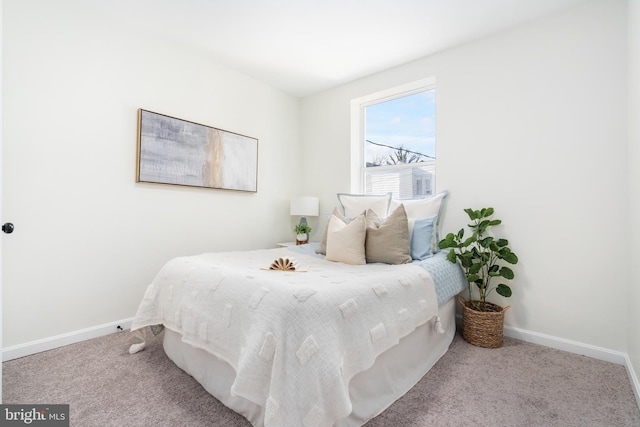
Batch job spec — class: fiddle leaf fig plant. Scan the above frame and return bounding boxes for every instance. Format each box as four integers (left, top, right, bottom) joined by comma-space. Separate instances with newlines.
439, 207, 518, 312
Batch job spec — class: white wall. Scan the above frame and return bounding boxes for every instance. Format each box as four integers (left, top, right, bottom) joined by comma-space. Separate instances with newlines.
628, 0, 640, 384
2, 0, 633, 359
301, 0, 629, 351
2, 0, 301, 347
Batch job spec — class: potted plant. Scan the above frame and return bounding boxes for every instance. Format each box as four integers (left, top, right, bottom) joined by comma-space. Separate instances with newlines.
294, 223, 312, 245
439, 207, 518, 348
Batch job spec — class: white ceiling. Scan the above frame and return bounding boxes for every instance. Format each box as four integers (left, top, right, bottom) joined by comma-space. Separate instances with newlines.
92, 0, 592, 97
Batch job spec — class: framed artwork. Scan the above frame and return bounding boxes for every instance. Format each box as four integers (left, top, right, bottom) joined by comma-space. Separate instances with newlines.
136, 109, 258, 192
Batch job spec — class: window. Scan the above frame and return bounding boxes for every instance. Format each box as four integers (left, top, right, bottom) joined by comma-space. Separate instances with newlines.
350, 77, 436, 199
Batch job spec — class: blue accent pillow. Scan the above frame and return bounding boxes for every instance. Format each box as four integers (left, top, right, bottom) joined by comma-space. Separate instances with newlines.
411, 215, 437, 260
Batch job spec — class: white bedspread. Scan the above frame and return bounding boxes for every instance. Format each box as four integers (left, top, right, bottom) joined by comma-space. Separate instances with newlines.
130, 247, 441, 427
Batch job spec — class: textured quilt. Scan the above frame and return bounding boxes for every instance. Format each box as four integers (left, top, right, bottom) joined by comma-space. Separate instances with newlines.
130, 247, 442, 427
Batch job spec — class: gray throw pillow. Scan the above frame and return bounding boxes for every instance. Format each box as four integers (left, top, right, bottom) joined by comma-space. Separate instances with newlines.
365, 205, 411, 265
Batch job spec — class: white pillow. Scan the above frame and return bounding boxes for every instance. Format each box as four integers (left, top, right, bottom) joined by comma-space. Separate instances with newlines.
337, 193, 391, 219
390, 191, 448, 254
325, 212, 366, 265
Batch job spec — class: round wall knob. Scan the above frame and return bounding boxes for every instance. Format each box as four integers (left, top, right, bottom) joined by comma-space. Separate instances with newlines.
2, 223, 14, 234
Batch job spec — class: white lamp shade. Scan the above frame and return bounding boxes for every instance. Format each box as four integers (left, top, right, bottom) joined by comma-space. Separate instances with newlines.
290, 197, 319, 217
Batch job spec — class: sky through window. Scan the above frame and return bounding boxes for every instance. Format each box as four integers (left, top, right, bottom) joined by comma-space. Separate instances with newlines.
364, 90, 435, 167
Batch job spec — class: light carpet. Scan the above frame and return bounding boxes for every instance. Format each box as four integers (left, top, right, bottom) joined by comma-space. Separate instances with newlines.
3, 330, 640, 426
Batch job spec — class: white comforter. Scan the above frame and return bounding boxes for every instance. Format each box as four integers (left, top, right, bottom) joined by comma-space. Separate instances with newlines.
130, 247, 441, 427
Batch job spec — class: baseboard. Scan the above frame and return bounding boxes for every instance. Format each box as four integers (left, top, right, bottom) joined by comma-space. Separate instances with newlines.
625, 354, 640, 409
503, 324, 628, 365
2, 318, 133, 362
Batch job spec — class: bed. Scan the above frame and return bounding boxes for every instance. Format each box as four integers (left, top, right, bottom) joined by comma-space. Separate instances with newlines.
129, 192, 466, 427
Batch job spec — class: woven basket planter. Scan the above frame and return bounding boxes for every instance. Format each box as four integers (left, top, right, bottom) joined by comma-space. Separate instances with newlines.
458, 295, 510, 348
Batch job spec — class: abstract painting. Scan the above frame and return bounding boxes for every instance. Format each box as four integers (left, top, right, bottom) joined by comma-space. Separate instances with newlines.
136, 109, 258, 192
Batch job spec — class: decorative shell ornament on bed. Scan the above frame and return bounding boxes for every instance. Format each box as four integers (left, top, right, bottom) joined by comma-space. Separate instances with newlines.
269, 257, 298, 271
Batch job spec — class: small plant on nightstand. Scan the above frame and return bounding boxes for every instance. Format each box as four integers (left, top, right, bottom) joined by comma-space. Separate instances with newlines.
294, 223, 312, 245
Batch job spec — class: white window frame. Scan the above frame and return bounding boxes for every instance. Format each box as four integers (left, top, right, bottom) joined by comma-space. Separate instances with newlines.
349, 76, 436, 194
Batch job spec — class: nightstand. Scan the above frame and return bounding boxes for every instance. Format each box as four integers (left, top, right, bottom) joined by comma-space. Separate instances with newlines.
277, 242, 311, 247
